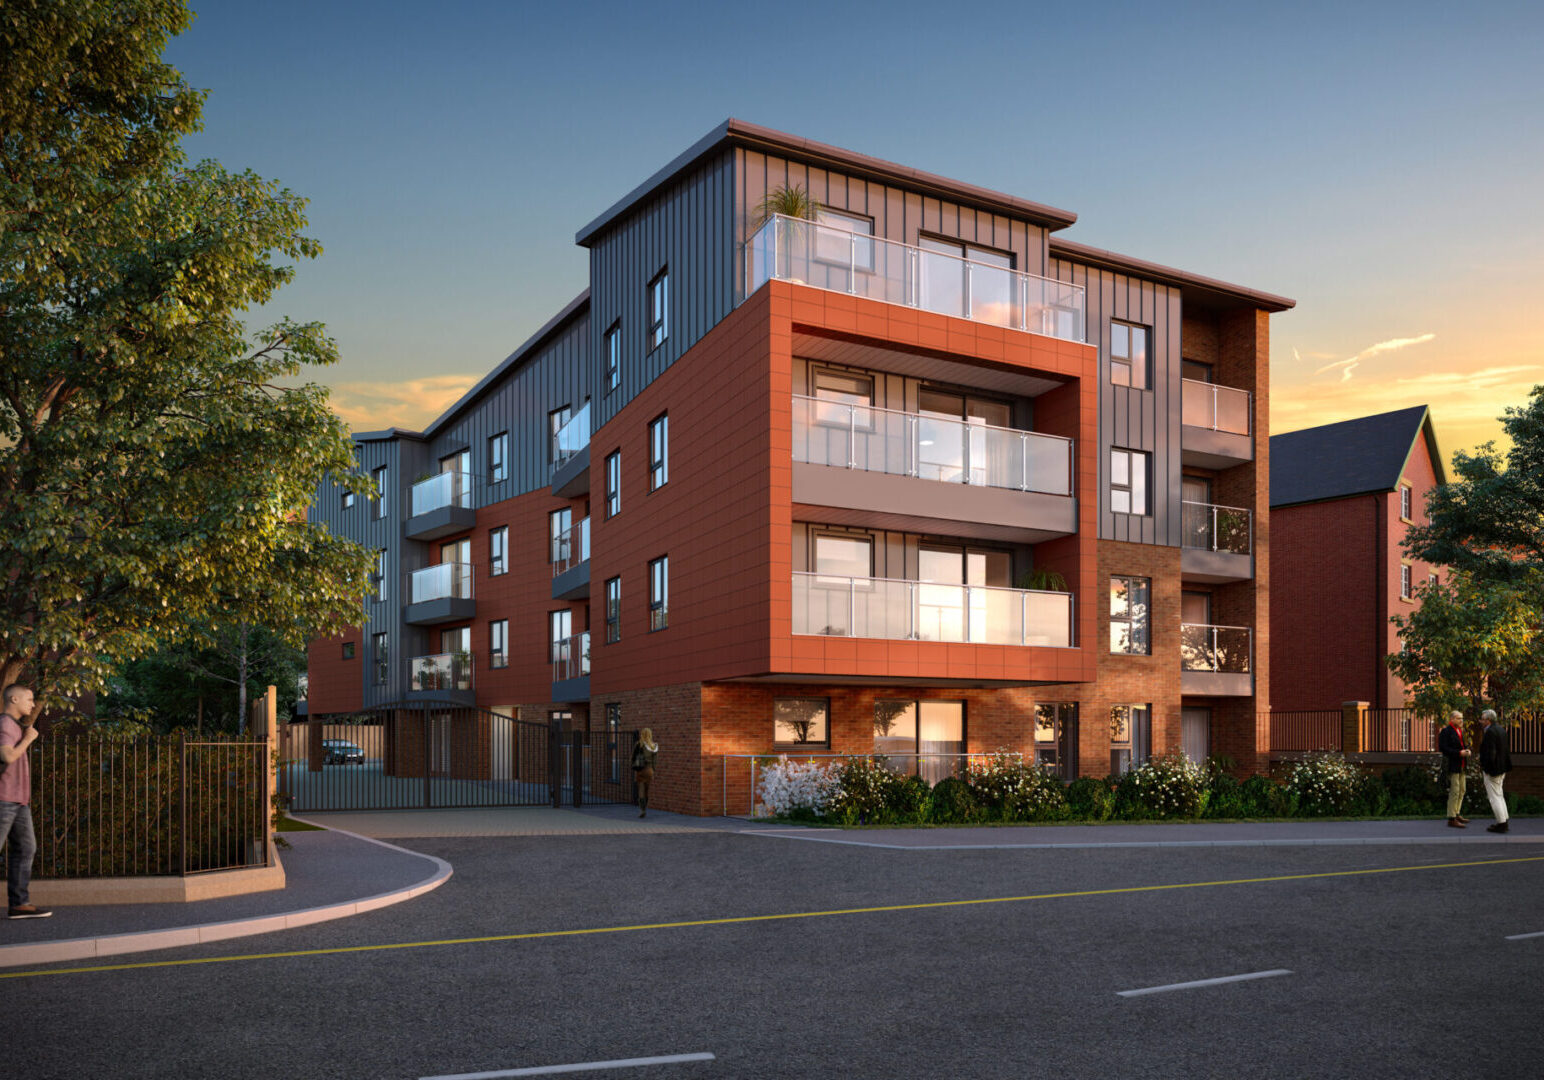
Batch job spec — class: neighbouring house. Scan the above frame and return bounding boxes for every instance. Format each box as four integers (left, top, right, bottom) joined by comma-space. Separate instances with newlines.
306, 119, 1293, 814
1269, 405, 1447, 712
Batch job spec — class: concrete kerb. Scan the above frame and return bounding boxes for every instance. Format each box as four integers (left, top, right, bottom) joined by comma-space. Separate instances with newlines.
0, 822, 451, 970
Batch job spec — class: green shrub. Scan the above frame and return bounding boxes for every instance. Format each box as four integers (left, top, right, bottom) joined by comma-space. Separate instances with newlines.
1382, 765, 1443, 813
827, 757, 929, 825
967, 750, 1066, 821
1284, 751, 1364, 816
1239, 774, 1290, 817
1066, 776, 1116, 821
1203, 772, 1249, 819
1515, 795, 1544, 816
1115, 753, 1208, 819
928, 775, 981, 824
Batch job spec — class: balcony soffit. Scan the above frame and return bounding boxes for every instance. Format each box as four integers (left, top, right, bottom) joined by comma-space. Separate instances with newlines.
792, 332, 1065, 400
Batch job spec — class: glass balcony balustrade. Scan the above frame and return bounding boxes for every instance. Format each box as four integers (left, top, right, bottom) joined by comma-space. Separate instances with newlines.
1181, 378, 1251, 435
792, 395, 1073, 497
1180, 501, 1253, 555
408, 651, 473, 693
409, 470, 476, 518
552, 517, 591, 577
745, 214, 1086, 344
552, 631, 591, 681
408, 562, 474, 605
792, 572, 1073, 648
1179, 623, 1252, 673
552, 402, 591, 467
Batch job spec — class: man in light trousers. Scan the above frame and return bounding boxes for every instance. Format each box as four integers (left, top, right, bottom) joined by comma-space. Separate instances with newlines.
1479, 709, 1512, 834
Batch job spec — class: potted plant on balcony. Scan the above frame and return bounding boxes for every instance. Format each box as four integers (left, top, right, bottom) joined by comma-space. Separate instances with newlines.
752, 185, 821, 283
1017, 568, 1068, 592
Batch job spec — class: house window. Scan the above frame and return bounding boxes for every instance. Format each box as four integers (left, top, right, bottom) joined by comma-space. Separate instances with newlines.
489, 432, 508, 484
810, 368, 875, 427
874, 700, 965, 782
1110, 449, 1149, 515
342, 488, 354, 510
813, 533, 873, 580
341, 641, 355, 660
605, 576, 622, 643
490, 526, 508, 576
1401, 563, 1413, 600
1181, 358, 1212, 382
774, 698, 830, 747
490, 619, 508, 669
549, 508, 572, 564
375, 549, 388, 603
1110, 576, 1151, 655
649, 414, 669, 491
1110, 322, 1150, 389
549, 609, 572, 663
1034, 702, 1077, 778
372, 466, 387, 518
605, 322, 621, 393
815, 208, 875, 271
372, 633, 388, 686
648, 268, 669, 351
606, 703, 622, 782
1429, 571, 1439, 588
1400, 484, 1413, 521
649, 556, 669, 631
605, 451, 621, 517
549, 405, 572, 464
1110, 704, 1150, 775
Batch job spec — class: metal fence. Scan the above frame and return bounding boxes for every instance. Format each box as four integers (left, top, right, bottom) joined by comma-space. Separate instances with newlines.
1361, 707, 1437, 753
1265, 710, 1342, 752
3, 734, 271, 879
721, 751, 1020, 818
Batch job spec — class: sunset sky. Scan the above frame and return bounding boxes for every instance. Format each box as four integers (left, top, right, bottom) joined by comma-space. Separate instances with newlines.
167, 1, 1544, 464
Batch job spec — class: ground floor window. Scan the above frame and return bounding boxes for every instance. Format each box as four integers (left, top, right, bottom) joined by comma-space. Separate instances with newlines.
1035, 702, 1078, 780
874, 700, 964, 784
1109, 704, 1151, 775
774, 697, 829, 747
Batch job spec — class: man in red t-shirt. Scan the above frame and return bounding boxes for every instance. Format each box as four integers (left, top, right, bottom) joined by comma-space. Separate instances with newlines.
0, 683, 50, 918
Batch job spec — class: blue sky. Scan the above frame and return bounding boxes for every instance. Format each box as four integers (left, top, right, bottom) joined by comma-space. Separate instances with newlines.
167, 0, 1544, 457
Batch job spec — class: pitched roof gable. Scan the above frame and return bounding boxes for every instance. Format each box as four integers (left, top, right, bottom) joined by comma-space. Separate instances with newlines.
1270, 405, 1445, 507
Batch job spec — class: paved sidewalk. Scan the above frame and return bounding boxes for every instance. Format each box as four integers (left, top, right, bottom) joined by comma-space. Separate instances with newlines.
295, 802, 775, 838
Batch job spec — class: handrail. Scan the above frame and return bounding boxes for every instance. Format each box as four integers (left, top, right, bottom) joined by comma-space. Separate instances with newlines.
792, 571, 1074, 648
1180, 377, 1251, 435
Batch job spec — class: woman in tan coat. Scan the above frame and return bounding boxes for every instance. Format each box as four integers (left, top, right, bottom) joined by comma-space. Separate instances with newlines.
633, 728, 659, 818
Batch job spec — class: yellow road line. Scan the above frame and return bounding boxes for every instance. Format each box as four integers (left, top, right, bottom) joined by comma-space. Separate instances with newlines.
5, 853, 1540, 982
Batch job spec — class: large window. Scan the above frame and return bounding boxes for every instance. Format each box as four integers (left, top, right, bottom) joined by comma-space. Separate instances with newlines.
814, 533, 872, 580
648, 268, 669, 351
873, 700, 964, 784
605, 576, 622, 643
649, 556, 669, 631
375, 549, 388, 603
605, 322, 621, 393
815, 208, 875, 271
372, 632, 388, 686
1110, 576, 1151, 655
1110, 704, 1150, 775
549, 609, 572, 662
1110, 321, 1150, 389
549, 405, 571, 464
489, 432, 508, 485
549, 508, 572, 564
1034, 702, 1078, 779
489, 619, 508, 669
490, 526, 508, 577
372, 465, 388, 518
649, 413, 669, 491
774, 698, 830, 747
1110, 449, 1149, 515
605, 451, 621, 517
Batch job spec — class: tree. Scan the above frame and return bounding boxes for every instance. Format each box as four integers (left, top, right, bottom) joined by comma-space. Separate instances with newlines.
1, 0, 372, 709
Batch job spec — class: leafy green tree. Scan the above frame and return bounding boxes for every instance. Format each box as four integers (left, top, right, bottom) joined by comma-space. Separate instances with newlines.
1, 0, 371, 708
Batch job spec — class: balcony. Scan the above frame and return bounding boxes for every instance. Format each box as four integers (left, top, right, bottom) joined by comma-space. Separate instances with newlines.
403, 562, 475, 625
792, 572, 1074, 648
791, 396, 1076, 543
1180, 501, 1254, 583
745, 214, 1086, 344
1180, 623, 1253, 696
1181, 379, 1253, 468
405, 471, 477, 541
551, 630, 590, 703
551, 516, 591, 600
550, 402, 591, 497
406, 652, 474, 706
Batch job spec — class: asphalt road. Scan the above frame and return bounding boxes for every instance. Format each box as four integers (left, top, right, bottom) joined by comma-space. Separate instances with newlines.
8, 834, 1544, 1079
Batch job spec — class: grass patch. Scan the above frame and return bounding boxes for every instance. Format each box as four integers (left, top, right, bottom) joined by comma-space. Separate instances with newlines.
276, 816, 325, 833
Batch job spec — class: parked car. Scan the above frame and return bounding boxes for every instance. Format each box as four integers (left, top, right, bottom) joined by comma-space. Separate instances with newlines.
323, 739, 365, 765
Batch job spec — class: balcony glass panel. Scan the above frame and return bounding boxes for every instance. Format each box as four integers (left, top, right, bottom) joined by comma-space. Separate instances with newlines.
408, 562, 474, 604
1181, 378, 1252, 435
409, 471, 475, 517
792, 396, 1072, 497
408, 651, 473, 692
553, 401, 591, 466
1180, 501, 1253, 555
552, 517, 591, 577
552, 631, 591, 681
1179, 623, 1252, 673
746, 215, 1086, 344
792, 572, 1073, 648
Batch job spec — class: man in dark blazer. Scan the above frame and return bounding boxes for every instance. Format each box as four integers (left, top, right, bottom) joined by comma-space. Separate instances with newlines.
1437, 710, 1471, 828
1479, 709, 1512, 833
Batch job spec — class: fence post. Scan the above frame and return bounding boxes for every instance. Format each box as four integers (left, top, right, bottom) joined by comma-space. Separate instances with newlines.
422, 703, 432, 810
571, 730, 585, 808
1342, 701, 1368, 754
548, 718, 563, 808
255, 685, 277, 866
177, 732, 188, 877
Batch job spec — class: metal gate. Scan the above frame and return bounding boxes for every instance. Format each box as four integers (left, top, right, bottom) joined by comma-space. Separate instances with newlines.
278, 703, 637, 812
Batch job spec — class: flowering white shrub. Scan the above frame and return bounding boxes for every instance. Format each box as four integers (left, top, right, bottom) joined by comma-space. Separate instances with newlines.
1117, 752, 1208, 818
1286, 751, 1364, 816
967, 750, 1065, 820
758, 756, 842, 817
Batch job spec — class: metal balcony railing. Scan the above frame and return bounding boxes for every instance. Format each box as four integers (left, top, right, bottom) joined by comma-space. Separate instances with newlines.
745, 214, 1086, 344
409, 471, 476, 518
792, 395, 1074, 497
1180, 501, 1253, 555
1180, 623, 1252, 673
408, 651, 474, 693
408, 562, 474, 604
552, 517, 591, 576
792, 572, 1073, 648
1181, 378, 1252, 435
552, 631, 591, 681
552, 402, 591, 468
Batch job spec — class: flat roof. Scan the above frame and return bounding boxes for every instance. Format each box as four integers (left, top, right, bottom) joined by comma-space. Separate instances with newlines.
1049, 237, 1296, 313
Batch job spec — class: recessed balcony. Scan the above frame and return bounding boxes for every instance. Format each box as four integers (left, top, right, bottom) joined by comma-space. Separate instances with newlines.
1181, 379, 1253, 468
792, 572, 1074, 648
551, 516, 590, 600
1180, 622, 1253, 696
405, 471, 477, 541
404, 562, 475, 625
550, 402, 591, 497
406, 651, 474, 706
1180, 501, 1254, 583
791, 395, 1076, 543
745, 214, 1086, 344
551, 630, 590, 703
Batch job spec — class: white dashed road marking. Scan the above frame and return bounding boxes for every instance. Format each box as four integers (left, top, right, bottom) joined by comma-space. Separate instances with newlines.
420, 1051, 716, 1078
1117, 969, 1293, 997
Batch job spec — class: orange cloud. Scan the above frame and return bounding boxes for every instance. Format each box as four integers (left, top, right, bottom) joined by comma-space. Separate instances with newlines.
327, 375, 479, 432
1312, 333, 1436, 382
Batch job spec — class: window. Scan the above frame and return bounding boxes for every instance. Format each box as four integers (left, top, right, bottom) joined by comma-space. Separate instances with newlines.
774, 698, 829, 746
549, 609, 572, 662
649, 414, 668, 490
810, 368, 875, 427
1181, 358, 1212, 383
648, 268, 669, 351
1034, 702, 1077, 779
372, 466, 387, 518
341, 641, 355, 660
1110, 576, 1151, 655
549, 508, 572, 564
1429, 571, 1439, 588
1110, 322, 1150, 389
490, 619, 508, 669
1401, 563, 1413, 600
606, 703, 622, 782
342, 488, 354, 510
605, 576, 621, 643
1110, 704, 1150, 775
549, 405, 572, 464
874, 700, 965, 783
605, 322, 621, 393
1110, 449, 1149, 515
489, 432, 508, 484
649, 556, 669, 631
375, 549, 388, 603
605, 451, 621, 517
1400, 484, 1413, 521
372, 633, 388, 686
815, 208, 875, 271
813, 533, 872, 580
490, 526, 508, 576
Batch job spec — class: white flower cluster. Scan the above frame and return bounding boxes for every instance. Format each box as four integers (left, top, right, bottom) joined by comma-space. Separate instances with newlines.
1126, 753, 1207, 814
1286, 750, 1363, 813
758, 756, 842, 817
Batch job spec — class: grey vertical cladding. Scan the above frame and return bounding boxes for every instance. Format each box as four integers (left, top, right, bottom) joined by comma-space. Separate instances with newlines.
590, 150, 737, 432
1049, 257, 1181, 548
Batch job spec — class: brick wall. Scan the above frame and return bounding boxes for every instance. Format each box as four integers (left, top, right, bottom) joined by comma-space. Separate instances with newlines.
306, 630, 362, 715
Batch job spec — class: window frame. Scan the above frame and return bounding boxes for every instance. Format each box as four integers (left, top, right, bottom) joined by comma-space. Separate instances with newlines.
342, 488, 354, 510
372, 632, 388, 686
549, 405, 572, 465
489, 526, 508, 577
371, 465, 388, 518
814, 208, 875, 272
341, 641, 355, 660
549, 609, 573, 663
1400, 562, 1413, 600
1400, 483, 1413, 522
649, 555, 669, 632
549, 508, 572, 565
647, 268, 669, 352
773, 696, 831, 748
604, 321, 622, 394
1110, 448, 1149, 516
489, 619, 508, 669
488, 432, 508, 485
1109, 321, 1151, 390
605, 576, 622, 643
649, 413, 669, 491
1110, 575, 1152, 656
375, 549, 388, 603
1109, 703, 1149, 775
605, 450, 621, 518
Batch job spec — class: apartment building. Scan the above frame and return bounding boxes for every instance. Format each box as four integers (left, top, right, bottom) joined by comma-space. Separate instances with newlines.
1269, 405, 1446, 711
307, 119, 1293, 814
